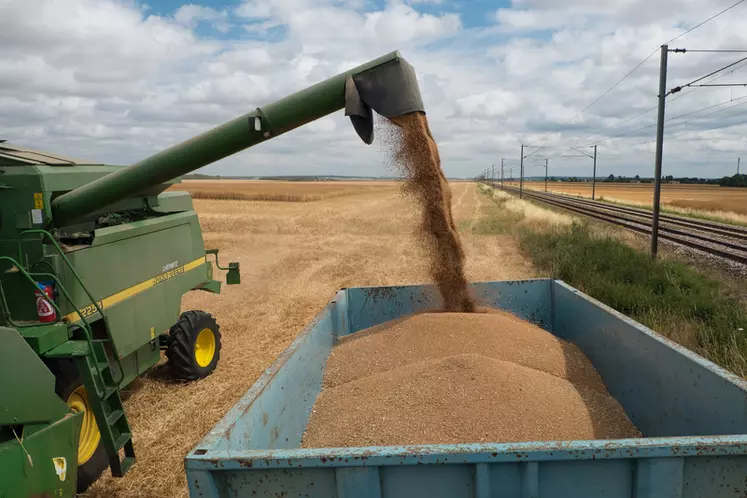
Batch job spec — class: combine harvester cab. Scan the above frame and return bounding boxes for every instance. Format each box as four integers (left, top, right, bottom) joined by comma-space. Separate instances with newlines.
0, 51, 425, 496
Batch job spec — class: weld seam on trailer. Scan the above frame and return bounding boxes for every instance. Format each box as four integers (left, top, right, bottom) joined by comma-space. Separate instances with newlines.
335, 466, 382, 498
474, 463, 490, 498
521, 461, 539, 498
634, 457, 684, 498
190, 469, 220, 498
344, 288, 353, 336
549, 278, 556, 332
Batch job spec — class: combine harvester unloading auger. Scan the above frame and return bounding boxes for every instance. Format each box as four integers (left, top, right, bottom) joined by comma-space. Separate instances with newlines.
0, 51, 424, 497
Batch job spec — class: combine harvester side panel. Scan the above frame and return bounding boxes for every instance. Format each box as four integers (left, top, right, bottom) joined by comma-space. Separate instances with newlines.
0, 328, 83, 497
185, 279, 747, 498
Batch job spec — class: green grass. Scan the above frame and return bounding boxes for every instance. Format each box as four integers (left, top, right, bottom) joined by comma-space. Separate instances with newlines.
470, 195, 522, 235
521, 223, 747, 376
475, 185, 747, 376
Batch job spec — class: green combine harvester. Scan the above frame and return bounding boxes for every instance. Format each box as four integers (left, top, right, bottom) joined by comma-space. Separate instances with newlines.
0, 51, 424, 497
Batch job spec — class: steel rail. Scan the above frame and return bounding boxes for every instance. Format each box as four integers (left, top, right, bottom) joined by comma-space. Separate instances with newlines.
498, 185, 747, 265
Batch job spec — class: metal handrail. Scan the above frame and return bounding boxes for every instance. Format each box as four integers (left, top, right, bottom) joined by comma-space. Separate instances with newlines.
18, 229, 125, 385
0, 257, 116, 396
0, 257, 64, 328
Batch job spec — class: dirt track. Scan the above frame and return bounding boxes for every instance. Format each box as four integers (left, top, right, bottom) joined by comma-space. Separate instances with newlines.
88, 181, 533, 497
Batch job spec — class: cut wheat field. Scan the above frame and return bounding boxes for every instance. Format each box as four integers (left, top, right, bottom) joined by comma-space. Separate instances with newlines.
523, 181, 747, 223
170, 179, 399, 201
87, 181, 534, 498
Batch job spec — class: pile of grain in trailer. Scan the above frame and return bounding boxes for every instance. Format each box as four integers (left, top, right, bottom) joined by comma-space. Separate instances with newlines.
303, 311, 641, 448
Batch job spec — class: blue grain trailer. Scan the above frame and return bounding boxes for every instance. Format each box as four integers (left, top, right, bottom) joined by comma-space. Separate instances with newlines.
186, 279, 747, 498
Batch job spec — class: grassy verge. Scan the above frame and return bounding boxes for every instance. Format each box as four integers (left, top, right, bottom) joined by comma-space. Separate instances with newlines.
477, 185, 747, 376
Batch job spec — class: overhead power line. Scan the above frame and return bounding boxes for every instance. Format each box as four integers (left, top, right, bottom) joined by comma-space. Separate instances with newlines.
687, 83, 747, 88
669, 55, 747, 94
675, 117, 747, 141
617, 104, 747, 148
571, 105, 658, 145
599, 96, 747, 144
627, 110, 747, 147
663, 0, 746, 45
563, 56, 657, 125
664, 95, 747, 123
675, 111, 747, 134
571, 84, 725, 146
678, 49, 747, 53
571, 57, 747, 148
522, 147, 545, 159
563, 0, 746, 125
669, 57, 747, 101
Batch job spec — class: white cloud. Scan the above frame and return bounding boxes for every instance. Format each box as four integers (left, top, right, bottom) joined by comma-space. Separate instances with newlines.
454, 90, 521, 119
2, 0, 747, 179
234, 1, 274, 19
174, 4, 231, 33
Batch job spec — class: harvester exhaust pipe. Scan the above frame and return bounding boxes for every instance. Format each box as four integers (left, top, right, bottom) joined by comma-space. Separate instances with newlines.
51, 51, 424, 226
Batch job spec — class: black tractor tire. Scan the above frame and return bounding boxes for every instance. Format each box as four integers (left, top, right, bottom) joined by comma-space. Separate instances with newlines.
166, 310, 222, 380
52, 361, 109, 493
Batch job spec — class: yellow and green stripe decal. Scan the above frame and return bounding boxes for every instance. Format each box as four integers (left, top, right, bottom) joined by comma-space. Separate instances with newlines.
64, 256, 206, 323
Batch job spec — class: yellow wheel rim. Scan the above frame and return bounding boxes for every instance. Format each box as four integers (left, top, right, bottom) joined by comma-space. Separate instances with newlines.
194, 328, 216, 368
66, 385, 100, 465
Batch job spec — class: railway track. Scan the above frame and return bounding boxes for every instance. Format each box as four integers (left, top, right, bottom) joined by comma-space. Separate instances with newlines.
499, 185, 747, 266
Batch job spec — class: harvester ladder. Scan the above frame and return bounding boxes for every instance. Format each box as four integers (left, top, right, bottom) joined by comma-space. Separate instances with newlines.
16, 230, 136, 476
73, 336, 135, 476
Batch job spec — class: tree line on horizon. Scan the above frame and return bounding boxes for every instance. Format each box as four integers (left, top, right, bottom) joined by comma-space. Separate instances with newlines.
538, 173, 746, 187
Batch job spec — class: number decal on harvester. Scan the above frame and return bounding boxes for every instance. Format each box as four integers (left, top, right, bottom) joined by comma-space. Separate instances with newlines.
78, 301, 104, 318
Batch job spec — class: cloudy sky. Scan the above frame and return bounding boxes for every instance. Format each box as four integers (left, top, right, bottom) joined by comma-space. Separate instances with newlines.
2, 0, 747, 179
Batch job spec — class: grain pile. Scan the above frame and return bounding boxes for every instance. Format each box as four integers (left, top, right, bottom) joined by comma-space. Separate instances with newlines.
386, 112, 475, 312
323, 312, 605, 392
303, 311, 641, 448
